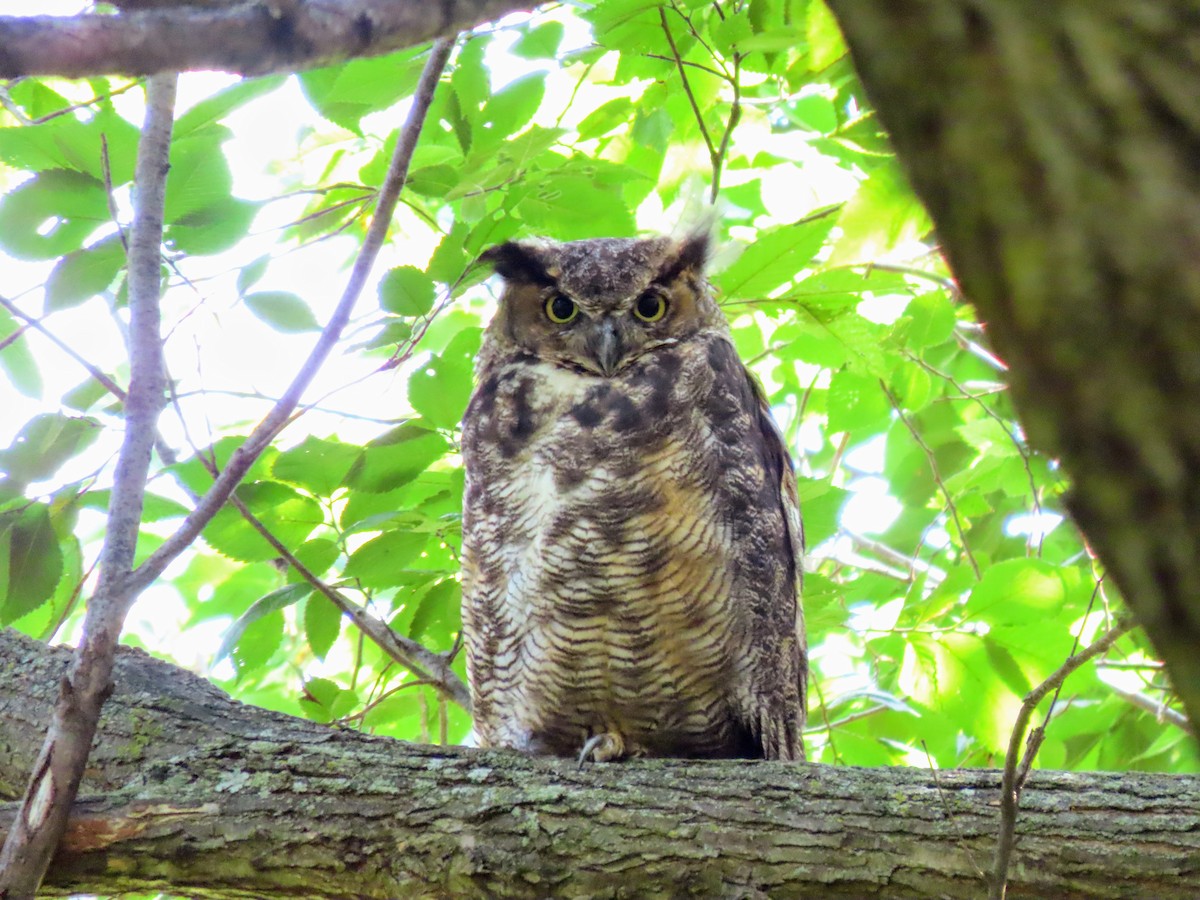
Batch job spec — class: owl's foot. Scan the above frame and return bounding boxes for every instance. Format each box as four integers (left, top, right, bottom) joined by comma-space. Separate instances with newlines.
577, 731, 626, 767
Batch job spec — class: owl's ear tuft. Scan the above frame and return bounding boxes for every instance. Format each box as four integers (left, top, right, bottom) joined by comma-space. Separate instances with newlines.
479, 242, 555, 287
656, 231, 711, 284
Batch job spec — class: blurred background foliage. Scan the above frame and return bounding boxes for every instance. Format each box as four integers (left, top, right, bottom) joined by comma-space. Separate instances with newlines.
0, 0, 1193, 775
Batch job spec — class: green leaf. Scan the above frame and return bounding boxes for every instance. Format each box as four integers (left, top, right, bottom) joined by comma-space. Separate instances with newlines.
214, 582, 311, 665
796, 478, 850, 547
299, 49, 424, 134
174, 75, 286, 139
167, 196, 259, 256
0, 413, 102, 490
0, 504, 64, 626
826, 370, 891, 433
0, 170, 109, 260
512, 21, 565, 59
0, 307, 41, 398
304, 593, 341, 660
807, 0, 847, 71
346, 423, 450, 494
202, 482, 324, 562
272, 436, 361, 496
407, 327, 482, 429
830, 160, 932, 265
344, 530, 429, 588
243, 291, 321, 333
903, 291, 957, 349
237, 255, 270, 294
408, 578, 460, 642
716, 210, 838, 299
44, 233, 125, 312
379, 266, 436, 317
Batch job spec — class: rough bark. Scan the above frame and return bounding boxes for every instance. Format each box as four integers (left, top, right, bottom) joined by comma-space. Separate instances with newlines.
1, 631, 1197, 899
0, 0, 528, 78
824, 1, 1200, 728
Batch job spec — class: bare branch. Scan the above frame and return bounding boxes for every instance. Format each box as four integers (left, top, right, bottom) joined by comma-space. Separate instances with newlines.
125, 36, 454, 599
0, 1, 523, 78
0, 72, 178, 897
989, 617, 1137, 900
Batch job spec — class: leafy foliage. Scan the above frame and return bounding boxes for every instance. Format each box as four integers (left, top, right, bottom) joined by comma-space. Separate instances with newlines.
0, 0, 1191, 775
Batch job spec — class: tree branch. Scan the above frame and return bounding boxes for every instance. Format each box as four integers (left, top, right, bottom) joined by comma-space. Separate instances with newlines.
0, 73, 178, 897
1, 630, 1198, 900
123, 36, 454, 599
0, 1, 524, 78
989, 617, 1137, 900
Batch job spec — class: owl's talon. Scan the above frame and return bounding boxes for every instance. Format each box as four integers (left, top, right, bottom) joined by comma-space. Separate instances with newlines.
577, 731, 625, 767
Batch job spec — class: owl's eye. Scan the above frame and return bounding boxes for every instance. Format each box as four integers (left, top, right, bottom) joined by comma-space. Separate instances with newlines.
545, 294, 578, 324
633, 292, 668, 323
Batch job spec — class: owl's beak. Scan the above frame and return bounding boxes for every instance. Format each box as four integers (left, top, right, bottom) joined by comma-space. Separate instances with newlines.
592, 318, 626, 376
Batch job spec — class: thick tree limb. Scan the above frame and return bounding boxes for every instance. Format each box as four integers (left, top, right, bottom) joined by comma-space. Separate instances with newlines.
0, 1, 527, 78
826, 0, 1200, 730
0, 74, 177, 899
1, 630, 1198, 899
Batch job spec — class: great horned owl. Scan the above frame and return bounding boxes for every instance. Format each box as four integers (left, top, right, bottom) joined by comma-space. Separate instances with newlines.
460, 232, 806, 762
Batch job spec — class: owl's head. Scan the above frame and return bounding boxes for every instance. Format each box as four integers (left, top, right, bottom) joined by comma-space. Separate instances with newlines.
478, 233, 725, 377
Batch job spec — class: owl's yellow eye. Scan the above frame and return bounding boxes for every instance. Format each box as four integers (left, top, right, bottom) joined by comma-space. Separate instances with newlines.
545, 294, 578, 324
633, 292, 667, 323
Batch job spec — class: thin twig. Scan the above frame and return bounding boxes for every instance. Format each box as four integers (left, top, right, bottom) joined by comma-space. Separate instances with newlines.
922, 740, 987, 880
659, 7, 717, 163
1109, 684, 1194, 733
227, 491, 470, 709
906, 351, 1044, 554
988, 617, 1136, 900
0, 295, 127, 399
880, 381, 981, 578
125, 38, 455, 599
0, 72, 178, 897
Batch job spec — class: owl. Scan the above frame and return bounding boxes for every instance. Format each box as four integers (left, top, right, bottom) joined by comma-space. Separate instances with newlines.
460, 232, 806, 762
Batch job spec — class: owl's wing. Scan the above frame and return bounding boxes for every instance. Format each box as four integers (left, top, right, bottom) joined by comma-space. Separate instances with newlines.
737, 365, 807, 761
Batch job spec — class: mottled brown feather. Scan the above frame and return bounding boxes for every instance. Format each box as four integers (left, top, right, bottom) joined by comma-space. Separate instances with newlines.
461, 234, 806, 761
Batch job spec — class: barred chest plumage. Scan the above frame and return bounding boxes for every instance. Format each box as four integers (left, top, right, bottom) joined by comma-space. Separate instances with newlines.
462, 333, 778, 759
461, 232, 805, 763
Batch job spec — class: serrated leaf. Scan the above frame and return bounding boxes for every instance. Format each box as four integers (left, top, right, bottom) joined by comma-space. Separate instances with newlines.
379, 266, 436, 317
903, 291, 957, 349
407, 327, 481, 429
304, 593, 341, 660
716, 209, 838, 299
44, 234, 125, 312
237, 255, 270, 294
345, 530, 429, 588
512, 20, 565, 59
826, 370, 890, 433
0, 413, 102, 490
0, 504, 64, 626
408, 578, 460, 642
0, 170, 109, 260
215, 582, 311, 664
830, 160, 932, 265
243, 291, 321, 333
203, 482, 324, 562
273, 436, 361, 496
346, 423, 450, 494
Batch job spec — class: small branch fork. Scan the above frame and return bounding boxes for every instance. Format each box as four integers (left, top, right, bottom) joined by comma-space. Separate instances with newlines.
988, 616, 1136, 900
0, 37, 455, 897
658, 3, 741, 203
